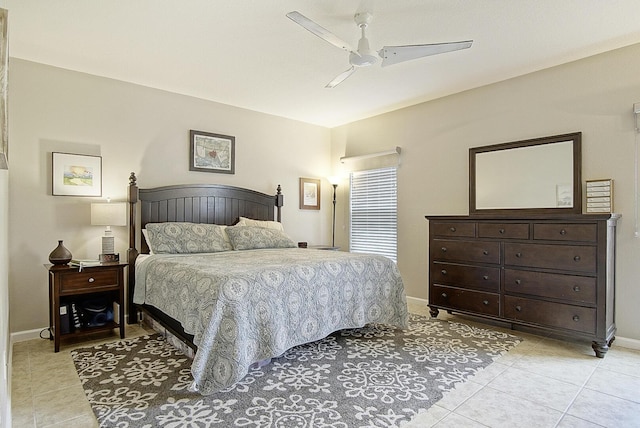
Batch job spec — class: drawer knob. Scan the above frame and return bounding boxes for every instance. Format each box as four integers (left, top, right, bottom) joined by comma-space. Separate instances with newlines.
483, 250, 489, 255
560, 229, 567, 235
441, 292, 448, 299
449, 227, 456, 232
441, 269, 447, 275
573, 285, 581, 292
441, 247, 447, 253
573, 315, 580, 322
515, 305, 522, 312
499, 228, 505, 234
483, 275, 489, 280
483, 300, 489, 305
515, 279, 522, 285
88, 277, 95, 283
515, 252, 522, 258
574, 256, 581, 262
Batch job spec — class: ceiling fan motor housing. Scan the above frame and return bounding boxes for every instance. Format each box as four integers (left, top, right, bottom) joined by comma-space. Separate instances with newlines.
351, 12, 377, 67
351, 37, 378, 67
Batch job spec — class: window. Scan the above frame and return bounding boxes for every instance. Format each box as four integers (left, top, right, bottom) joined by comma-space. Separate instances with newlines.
349, 166, 398, 262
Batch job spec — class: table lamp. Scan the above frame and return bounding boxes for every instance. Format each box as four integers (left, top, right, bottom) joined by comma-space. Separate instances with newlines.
91, 200, 127, 262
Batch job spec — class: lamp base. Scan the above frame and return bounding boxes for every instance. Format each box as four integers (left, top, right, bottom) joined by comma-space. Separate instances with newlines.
99, 253, 119, 263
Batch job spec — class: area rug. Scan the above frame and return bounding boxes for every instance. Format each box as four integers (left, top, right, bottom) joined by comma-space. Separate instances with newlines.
71, 314, 521, 427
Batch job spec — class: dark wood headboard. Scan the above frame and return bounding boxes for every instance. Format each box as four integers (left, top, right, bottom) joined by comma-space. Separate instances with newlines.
126, 172, 284, 324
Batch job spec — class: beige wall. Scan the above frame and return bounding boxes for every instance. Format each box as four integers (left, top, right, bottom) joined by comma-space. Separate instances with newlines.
332, 42, 640, 341
8, 59, 332, 333
9, 42, 640, 342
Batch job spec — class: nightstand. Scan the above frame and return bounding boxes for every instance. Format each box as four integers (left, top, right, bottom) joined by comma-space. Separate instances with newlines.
308, 245, 340, 251
47, 263, 127, 352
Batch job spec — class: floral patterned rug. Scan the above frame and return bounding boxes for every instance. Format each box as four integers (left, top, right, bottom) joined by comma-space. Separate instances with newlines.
71, 314, 521, 427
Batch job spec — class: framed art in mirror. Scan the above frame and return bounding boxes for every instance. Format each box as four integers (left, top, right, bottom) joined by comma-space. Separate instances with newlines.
469, 132, 582, 216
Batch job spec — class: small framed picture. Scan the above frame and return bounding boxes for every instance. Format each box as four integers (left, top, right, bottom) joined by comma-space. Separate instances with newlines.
52, 152, 102, 197
299, 177, 320, 210
189, 130, 235, 174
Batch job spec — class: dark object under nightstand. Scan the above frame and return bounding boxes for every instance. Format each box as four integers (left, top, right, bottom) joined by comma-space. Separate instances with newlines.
47, 263, 127, 352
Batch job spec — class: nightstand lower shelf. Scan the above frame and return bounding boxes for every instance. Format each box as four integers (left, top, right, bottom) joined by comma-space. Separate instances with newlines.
47, 263, 127, 352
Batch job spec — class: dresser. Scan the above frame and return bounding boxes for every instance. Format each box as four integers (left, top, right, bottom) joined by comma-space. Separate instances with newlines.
426, 214, 619, 357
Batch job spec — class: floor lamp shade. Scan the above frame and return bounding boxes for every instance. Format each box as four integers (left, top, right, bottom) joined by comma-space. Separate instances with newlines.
91, 202, 127, 255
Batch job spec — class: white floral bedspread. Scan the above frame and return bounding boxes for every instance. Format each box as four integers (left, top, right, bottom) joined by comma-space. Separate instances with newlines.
134, 248, 408, 395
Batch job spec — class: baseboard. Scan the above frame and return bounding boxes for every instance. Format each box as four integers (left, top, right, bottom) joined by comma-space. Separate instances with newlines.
10, 327, 47, 344
406, 295, 428, 307
614, 336, 640, 351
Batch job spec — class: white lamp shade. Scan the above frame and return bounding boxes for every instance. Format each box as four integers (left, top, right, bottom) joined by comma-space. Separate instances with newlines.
91, 202, 127, 226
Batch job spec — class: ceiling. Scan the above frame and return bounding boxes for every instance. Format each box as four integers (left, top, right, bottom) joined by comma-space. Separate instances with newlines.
6, 0, 640, 128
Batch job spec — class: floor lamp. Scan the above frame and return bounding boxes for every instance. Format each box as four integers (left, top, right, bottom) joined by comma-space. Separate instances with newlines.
328, 176, 340, 247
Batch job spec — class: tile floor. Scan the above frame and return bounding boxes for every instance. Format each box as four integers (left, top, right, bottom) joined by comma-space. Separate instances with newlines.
9, 303, 640, 427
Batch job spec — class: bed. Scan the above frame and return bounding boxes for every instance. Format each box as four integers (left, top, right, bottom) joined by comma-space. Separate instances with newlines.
126, 173, 409, 395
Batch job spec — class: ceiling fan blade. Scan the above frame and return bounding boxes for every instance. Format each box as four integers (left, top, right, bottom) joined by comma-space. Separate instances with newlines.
325, 66, 356, 88
287, 11, 357, 54
379, 40, 473, 67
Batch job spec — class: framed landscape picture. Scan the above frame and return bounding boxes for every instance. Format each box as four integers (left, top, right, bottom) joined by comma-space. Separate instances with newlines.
52, 152, 102, 196
190, 130, 235, 174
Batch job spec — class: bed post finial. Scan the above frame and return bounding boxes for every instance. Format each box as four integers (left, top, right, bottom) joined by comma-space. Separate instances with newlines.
275, 184, 283, 223
127, 172, 140, 324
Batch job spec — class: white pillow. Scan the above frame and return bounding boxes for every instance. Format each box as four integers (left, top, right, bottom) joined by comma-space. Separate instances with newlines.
237, 216, 284, 231
141, 228, 153, 254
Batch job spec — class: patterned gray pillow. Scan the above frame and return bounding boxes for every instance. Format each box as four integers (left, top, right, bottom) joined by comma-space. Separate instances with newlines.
226, 226, 296, 250
145, 222, 232, 254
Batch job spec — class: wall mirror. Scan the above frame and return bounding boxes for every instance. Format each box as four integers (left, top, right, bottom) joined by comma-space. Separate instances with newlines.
470, 132, 582, 215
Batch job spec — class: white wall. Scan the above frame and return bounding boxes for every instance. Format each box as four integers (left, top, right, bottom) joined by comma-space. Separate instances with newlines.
332, 42, 640, 341
8, 59, 332, 333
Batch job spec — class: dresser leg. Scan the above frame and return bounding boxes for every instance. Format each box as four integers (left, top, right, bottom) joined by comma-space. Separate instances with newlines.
428, 306, 439, 318
592, 340, 610, 358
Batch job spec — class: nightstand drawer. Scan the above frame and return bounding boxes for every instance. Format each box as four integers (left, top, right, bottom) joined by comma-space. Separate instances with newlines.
60, 269, 119, 292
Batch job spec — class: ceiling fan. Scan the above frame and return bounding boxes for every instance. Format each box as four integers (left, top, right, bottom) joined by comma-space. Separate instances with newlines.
286, 10, 473, 88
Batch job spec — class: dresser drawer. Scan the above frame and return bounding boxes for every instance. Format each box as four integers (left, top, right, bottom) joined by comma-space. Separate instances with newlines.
504, 296, 596, 334
504, 243, 596, 273
533, 223, 597, 242
432, 239, 500, 264
431, 285, 499, 316
504, 269, 596, 304
431, 222, 476, 238
432, 262, 500, 292
59, 269, 119, 293
478, 223, 529, 239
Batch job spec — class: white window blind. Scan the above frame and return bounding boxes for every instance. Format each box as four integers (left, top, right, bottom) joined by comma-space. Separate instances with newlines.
350, 166, 398, 262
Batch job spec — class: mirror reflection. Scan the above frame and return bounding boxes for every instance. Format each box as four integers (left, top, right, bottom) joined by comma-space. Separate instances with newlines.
469, 132, 581, 215
475, 141, 574, 209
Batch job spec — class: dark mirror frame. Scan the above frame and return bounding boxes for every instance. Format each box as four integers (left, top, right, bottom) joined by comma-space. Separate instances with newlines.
469, 132, 582, 216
